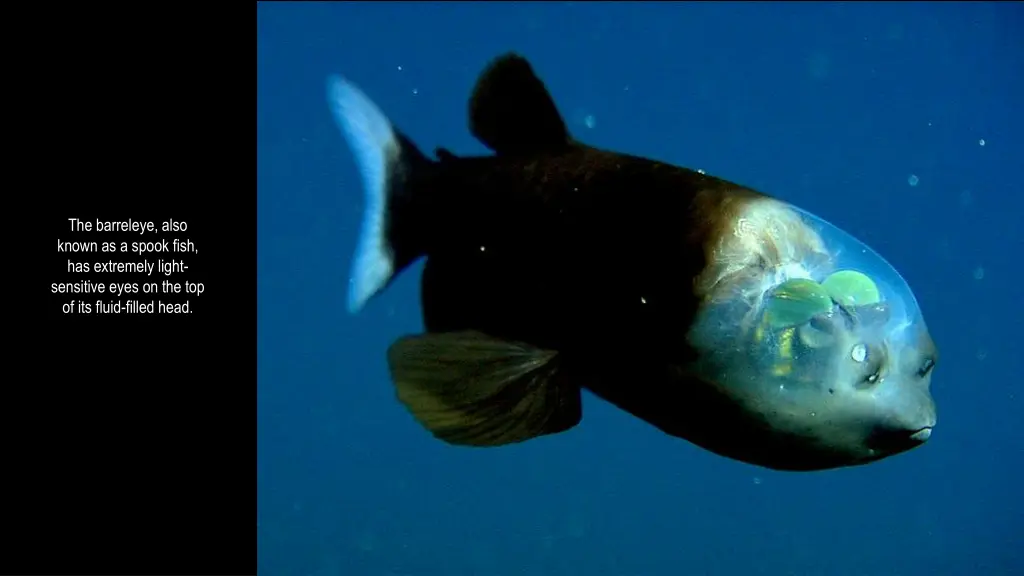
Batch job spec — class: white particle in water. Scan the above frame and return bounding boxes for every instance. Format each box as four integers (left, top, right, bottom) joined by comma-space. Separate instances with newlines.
979, 139, 986, 146
908, 174, 919, 187
412, 87, 418, 95
583, 114, 596, 129
973, 266, 985, 280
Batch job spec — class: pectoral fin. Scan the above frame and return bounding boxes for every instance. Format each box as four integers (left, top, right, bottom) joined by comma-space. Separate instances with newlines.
387, 331, 582, 447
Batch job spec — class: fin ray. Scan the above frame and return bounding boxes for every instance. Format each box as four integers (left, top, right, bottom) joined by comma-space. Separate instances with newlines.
388, 331, 582, 446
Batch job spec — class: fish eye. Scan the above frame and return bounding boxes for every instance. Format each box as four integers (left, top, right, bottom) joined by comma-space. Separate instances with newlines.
917, 356, 936, 378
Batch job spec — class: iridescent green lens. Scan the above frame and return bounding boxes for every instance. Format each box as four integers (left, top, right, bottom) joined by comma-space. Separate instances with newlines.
764, 278, 833, 329
822, 270, 881, 307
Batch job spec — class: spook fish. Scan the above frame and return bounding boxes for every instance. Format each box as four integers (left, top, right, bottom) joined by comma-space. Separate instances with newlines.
327, 53, 938, 471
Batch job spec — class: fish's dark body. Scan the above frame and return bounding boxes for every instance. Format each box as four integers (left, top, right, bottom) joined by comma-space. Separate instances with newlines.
326, 52, 938, 471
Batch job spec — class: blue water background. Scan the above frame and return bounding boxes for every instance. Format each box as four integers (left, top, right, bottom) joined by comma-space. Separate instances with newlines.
258, 3, 1023, 574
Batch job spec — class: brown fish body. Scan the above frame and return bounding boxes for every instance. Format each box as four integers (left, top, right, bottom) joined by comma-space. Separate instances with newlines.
328, 53, 938, 471
416, 146, 742, 348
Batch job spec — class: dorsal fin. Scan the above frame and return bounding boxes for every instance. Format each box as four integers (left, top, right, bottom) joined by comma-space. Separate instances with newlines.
469, 53, 572, 156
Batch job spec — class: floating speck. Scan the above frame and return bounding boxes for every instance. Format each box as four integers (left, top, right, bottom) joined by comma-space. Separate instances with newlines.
753, 477, 762, 485
979, 139, 986, 147
583, 114, 596, 129
411, 87, 418, 95
397, 65, 403, 71
973, 266, 985, 281
907, 174, 919, 187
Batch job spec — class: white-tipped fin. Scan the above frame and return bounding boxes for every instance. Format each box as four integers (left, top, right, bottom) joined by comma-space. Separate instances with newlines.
327, 75, 400, 314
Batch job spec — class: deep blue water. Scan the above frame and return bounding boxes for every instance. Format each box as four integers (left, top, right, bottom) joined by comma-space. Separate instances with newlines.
257, 3, 1023, 574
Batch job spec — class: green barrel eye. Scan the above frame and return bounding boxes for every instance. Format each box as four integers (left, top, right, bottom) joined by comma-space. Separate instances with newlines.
822, 270, 881, 307
764, 278, 834, 329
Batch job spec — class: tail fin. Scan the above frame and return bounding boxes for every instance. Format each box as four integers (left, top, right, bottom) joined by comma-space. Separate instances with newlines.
327, 75, 432, 314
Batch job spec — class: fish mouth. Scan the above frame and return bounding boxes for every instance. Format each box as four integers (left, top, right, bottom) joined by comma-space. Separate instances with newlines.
909, 426, 933, 443
868, 425, 934, 452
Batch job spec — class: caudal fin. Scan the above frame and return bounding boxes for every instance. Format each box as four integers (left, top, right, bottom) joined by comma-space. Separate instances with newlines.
327, 75, 431, 314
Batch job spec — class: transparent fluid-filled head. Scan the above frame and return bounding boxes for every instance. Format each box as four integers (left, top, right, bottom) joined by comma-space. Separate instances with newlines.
687, 196, 937, 467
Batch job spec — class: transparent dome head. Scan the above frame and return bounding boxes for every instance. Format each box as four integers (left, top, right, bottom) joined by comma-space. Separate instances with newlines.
685, 195, 937, 466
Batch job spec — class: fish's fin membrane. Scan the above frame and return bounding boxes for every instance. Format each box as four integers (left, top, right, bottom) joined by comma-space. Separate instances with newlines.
327, 75, 432, 314
388, 331, 582, 447
469, 53, 573, 156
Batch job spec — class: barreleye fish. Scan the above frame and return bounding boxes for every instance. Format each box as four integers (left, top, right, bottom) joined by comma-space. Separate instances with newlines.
326, 53, 938, 471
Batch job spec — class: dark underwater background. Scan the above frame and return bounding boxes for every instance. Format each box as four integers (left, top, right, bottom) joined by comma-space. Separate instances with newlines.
257, 3, 1023, 574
